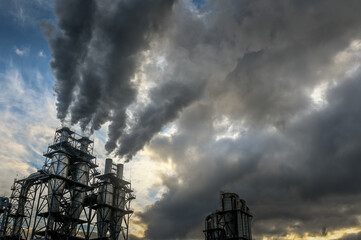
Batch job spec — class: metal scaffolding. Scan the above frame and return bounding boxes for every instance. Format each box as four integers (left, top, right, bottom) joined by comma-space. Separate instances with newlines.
0, 127, 135, 240
204, 193, 253, 240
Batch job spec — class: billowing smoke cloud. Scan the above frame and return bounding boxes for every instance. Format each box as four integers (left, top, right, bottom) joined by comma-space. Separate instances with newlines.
42, 0, 96, 121
43, 0, 177, 157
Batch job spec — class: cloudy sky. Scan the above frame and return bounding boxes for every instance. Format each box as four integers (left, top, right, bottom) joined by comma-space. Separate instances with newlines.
2, 0, 361, 239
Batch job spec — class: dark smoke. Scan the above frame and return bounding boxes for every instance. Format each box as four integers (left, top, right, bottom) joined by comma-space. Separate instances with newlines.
44, 0, 177, 157
42, 0, 96, 121
117, 80, 205, 160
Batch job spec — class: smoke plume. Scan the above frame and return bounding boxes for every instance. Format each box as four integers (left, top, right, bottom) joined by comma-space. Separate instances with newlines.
44, 0, 177, 158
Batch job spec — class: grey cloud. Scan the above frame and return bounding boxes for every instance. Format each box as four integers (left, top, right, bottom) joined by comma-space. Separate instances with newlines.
138, 0, 361, 237
203, 0, 361, 129
142, 72, 361, 239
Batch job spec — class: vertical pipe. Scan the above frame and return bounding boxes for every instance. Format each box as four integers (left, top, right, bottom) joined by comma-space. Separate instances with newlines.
248, 215, 252, 240
111, 164, 125, 239
116, 164, 123, 179
104, 158, 113, 174
11, 172, 41, 237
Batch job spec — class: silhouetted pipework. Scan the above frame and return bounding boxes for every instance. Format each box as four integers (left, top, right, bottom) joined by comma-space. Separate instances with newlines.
204, 192, 252, 240
0, 127, 135, 240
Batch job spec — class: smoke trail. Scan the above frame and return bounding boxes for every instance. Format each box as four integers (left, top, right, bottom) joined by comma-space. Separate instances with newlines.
44, 0, 177, 157
42, 0, 96, 121
117, 80, 205, 161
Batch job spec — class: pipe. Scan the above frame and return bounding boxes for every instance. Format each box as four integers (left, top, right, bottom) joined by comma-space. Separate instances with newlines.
116, 164, 123, 179
104, 158, 113, 174
12, 172, 43, 237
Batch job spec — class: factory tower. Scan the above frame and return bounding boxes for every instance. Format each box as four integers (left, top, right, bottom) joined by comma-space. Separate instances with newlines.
204, 192, 252, 240
0, 127, 135, 240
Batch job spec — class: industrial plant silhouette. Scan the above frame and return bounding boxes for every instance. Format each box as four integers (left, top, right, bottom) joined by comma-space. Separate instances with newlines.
0, 127, 135, 240
0, 128, 252, 240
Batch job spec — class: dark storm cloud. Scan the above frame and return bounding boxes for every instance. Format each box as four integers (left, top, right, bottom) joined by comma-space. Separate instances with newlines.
142, 72, 361, 239
44, 0, 176, 153
138, 0, 361, 239
208, 0, 361, 127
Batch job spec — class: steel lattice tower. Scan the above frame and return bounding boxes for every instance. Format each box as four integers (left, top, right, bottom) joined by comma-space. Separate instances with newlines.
0, 127, 135, 240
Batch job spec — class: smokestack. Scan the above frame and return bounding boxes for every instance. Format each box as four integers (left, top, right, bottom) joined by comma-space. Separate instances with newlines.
105, 158, 113, 174
116, 164, 123, 179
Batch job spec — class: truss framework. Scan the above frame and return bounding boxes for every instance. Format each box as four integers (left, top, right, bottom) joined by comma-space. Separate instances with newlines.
0, 127, 135, 240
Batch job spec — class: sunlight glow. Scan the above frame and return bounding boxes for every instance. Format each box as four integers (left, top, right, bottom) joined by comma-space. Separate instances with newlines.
261, 227, 361, 240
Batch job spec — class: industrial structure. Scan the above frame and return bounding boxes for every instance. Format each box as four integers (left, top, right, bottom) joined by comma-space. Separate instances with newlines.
204, 192, 252, 240
0, 127, 135, 240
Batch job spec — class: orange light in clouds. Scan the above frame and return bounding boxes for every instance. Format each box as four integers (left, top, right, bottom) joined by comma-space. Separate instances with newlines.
130, 216, 148, 238
260, 227, 361, 240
